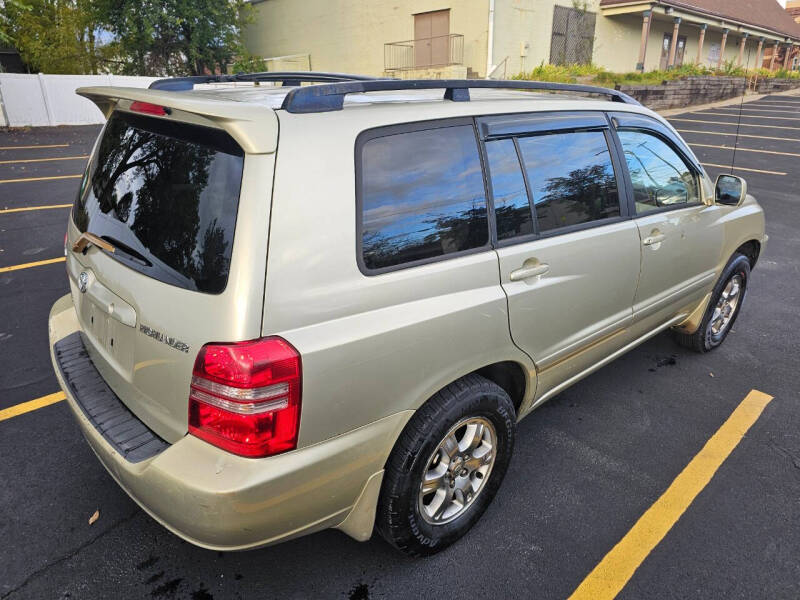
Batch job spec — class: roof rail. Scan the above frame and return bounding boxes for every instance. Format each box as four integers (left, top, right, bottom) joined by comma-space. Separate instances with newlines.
148, 71, 388, 92
281, 79, 641, 113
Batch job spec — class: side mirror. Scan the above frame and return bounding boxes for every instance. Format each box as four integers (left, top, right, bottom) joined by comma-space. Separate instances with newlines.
715, 174, 747, 206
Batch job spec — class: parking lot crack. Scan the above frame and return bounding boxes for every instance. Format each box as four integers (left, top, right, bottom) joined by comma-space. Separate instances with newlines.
768, 440, 800, 471
0, 509, 141, 599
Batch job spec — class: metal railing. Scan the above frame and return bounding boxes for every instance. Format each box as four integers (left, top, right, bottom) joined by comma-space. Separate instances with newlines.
384, 34, 464, 71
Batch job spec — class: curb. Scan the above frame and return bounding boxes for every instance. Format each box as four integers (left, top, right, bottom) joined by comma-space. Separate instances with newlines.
657, 86, 800, 117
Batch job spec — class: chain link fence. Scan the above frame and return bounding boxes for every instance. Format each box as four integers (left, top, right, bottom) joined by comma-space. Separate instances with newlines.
549, 5, 596, 66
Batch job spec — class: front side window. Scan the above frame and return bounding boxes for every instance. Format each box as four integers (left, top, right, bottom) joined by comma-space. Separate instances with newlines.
360, 125, 489, 271
618, 129, 699, 214
517, 131, 621, 233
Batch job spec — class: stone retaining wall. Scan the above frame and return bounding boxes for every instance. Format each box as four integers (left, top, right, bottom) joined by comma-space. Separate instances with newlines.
617, 76, 800, 110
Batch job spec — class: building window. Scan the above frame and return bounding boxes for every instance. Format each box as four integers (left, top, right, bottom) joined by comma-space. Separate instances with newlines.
549, 5, 596, 66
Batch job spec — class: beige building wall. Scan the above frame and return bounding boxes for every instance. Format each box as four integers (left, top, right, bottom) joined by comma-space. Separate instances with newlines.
244, 0, 489, 77
244, 0, 796, 78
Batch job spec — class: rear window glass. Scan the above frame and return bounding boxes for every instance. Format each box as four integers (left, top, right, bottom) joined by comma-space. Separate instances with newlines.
359, 125, 489, 272
73, 111, 244, 294
517, 131, 620, 233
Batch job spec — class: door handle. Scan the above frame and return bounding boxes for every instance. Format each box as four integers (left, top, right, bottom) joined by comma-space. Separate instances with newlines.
642, 233, 666, 246
510, 262, 550, 281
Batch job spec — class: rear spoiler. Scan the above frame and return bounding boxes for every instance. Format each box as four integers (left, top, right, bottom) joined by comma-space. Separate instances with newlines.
76, 86, 279, 154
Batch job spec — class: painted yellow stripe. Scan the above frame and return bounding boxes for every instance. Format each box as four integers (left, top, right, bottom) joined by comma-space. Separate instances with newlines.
0, 392, 66, 422
0, 256, 66, 273
0, 174, 82, 184
691, 143, 800, 158
713, 107, 800, 114
0, 155, 88, 165
568, 389, 773, 600
676, 129, 800, 143
701, 162, 786, 175
0, 143, 69, 151
0, 203, 72, 214
744, 104, 800, 109
699, 111, 800, 121
669, 118, 800, 131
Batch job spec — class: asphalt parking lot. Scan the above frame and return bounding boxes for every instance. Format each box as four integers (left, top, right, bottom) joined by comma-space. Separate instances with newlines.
1, 93, 799, 600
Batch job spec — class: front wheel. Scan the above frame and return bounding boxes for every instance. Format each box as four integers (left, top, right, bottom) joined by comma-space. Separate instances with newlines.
673, 253, 750, 353
375, 374, 515, 556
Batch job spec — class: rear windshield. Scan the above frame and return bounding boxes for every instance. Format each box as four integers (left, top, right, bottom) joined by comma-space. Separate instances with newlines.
73, 111, 245, 294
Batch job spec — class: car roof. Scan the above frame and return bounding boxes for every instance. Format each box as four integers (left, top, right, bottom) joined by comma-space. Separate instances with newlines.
185, 84, 602, 110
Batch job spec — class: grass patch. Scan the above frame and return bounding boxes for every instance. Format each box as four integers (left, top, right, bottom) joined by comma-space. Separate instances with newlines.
513, 62, 799, 87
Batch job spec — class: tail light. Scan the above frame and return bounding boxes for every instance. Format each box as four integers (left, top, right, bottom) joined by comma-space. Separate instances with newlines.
189, 337, 301, 458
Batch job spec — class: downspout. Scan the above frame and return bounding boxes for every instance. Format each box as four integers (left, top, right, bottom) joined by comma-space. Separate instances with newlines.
486, 0, 495, 78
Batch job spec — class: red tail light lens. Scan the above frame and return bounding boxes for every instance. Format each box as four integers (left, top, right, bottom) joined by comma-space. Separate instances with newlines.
129, 101, 168, 116
188, 337, 301, 458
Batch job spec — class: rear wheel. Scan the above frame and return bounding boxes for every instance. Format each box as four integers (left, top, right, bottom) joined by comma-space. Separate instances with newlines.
673, 253, 750, 353
376, 374, 515, 556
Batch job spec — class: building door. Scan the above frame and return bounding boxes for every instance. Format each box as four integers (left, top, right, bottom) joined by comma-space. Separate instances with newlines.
414, 10, 450, 68
660, 34, 687, 69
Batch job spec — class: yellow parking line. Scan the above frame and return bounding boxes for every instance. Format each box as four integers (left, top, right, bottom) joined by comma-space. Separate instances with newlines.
0, 392, 66, 422
0, 174, 82, 184
0, 257, 66, 273
669, 118, 800, 131
676, 129, 800, 143
0, 155, 88, 165
568, 389, 773, 600
0, 203, 72, 214
701, 163, 786, 175
744, 104, 800, 109
715, 107, 800, 114
0, 143, 69, 150
699, 111, 800, 121
691, 143, 800, 158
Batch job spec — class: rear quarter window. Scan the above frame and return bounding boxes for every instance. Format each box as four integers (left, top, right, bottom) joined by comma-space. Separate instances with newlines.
358, 124, 490, 272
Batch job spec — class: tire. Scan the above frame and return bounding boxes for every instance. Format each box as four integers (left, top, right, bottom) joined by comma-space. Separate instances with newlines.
672, 253, 750, 353
375, 374, 516, 557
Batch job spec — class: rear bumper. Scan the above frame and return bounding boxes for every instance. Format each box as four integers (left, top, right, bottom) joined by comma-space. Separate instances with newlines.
48, 294, 411, 550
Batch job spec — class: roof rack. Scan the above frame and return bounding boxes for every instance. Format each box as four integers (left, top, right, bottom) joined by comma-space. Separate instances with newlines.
281, 79, 641, 114
148, 71, 388, 92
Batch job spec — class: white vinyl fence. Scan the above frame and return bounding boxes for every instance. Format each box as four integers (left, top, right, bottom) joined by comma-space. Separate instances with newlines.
0, 73, 157, 127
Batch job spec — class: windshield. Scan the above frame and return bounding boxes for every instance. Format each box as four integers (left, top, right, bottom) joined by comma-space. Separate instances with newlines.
73, 111, 245, 294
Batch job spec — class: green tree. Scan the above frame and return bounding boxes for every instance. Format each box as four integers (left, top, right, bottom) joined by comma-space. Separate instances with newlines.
6, 0, 109, 73
102, 0, 253, 76
0, 0, 31, 46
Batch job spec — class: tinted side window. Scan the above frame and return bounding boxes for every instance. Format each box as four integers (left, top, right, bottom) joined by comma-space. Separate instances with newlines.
517, 131, 620, 233
618, 130, 700, 214
360, 125, 489, 271
485, 139, 533, 241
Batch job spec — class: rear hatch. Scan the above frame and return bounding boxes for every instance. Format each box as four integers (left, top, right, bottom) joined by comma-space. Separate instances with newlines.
66, 88, 278, 442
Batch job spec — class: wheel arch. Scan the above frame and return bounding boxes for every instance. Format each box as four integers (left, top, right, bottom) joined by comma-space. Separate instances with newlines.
734, 239, 761, 269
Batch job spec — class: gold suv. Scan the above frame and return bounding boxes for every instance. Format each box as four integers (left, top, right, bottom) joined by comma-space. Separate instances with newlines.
49, 74, 766, 556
